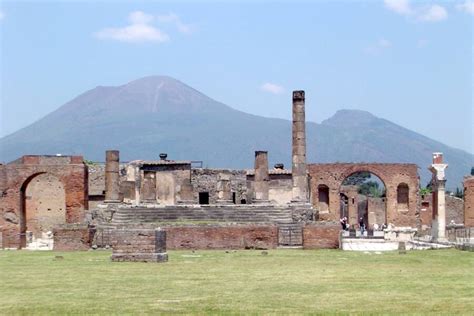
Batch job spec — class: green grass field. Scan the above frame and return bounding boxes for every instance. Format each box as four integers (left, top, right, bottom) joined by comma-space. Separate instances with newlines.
1, 249, 473, 315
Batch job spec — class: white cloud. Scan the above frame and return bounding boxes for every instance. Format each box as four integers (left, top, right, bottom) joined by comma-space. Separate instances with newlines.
418, 5, 448, 22
128, 11, 154, 24
260, 83, 284, 95
157, 13, 193, 34
384, 1, 448, 22
364, 38, 392, 55
456, 1, 474, 15
94, 11, 169, 43
384, 0, 412, 16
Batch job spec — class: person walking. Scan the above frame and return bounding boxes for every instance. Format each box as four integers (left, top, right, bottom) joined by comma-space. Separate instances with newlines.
359, 217, 365, 235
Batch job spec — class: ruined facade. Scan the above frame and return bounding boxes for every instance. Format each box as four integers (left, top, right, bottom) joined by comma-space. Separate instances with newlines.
308, 163, 419, 227
1, 89, 470, 251
0, 155, 88, 248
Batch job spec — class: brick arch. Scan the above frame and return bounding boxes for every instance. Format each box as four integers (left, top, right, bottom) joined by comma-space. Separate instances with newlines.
308, 163, 419, 227
0, 155, 88, 248
337, 169, 388, 227
19, 172, 67, 248
337, 166, 388, 191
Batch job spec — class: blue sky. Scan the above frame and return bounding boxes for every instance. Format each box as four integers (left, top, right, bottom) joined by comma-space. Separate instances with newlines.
0, 0, 473, 153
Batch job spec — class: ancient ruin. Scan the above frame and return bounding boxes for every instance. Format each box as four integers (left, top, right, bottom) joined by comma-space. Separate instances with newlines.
0, 90, 472, 252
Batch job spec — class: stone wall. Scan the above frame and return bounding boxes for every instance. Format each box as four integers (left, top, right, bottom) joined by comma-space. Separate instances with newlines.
165, 225, 278, 249
0, 155, 88, 249
446, 195, 464, 225
247, 169, 293, 205
302, 222, 340, 249
308, 163, 419, 227
191, 169, 247, 204
53, 225, 95, 251
88, 163, 127, 207
464, 177, 474, 227
419, 193, 464, 232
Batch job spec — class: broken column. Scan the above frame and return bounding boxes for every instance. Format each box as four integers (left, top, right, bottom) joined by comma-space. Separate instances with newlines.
429, 152, 448, 241
291, 90, 309, 203
216, 173, 232, 204
253, 151, 269, 203
105, 150, 120, 203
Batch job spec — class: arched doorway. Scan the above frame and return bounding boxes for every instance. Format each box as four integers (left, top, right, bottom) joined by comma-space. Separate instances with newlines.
339, 171, 387, 230
20, 173, 66, 249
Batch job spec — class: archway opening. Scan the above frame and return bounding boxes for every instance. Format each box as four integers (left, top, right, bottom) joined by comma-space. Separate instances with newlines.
20, 173, 66, 249
318, 184, 330, 212
340, 171, 387, 231
397, 183, 409, 211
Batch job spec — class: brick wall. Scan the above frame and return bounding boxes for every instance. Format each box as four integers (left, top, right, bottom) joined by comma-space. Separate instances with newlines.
165, 225, 278, 250
53, 225, 95, 251
110, 229, 168, 262
464, 177, 474, 227
303, 222, 340, 249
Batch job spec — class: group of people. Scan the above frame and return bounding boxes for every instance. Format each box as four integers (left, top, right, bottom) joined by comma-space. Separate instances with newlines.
340, 217, 387, 233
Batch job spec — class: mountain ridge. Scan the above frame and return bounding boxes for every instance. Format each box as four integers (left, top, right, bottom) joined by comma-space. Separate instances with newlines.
0, 76, 472, 189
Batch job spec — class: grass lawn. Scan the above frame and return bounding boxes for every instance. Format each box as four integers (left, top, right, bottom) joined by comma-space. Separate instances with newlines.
0, 249, 473, 315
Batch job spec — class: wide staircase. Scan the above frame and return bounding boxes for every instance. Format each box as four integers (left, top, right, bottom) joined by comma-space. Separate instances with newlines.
111, 205, 293, 225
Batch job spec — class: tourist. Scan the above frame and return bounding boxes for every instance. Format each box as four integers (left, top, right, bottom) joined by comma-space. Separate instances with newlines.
359, 217, 365, 235
340, 217, 347, 230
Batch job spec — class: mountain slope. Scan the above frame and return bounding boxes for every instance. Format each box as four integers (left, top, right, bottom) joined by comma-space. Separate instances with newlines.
0, 76, 472, 189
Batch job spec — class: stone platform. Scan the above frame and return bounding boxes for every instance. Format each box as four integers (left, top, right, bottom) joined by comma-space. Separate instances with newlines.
111, 228, 168, 263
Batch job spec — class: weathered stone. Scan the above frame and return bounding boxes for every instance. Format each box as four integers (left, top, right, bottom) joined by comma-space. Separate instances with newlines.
253, 151, 269, 202
3, 211, 18, 224
291, 90, 308, 203
105, 150, 120, 202
429, 152, 448, 241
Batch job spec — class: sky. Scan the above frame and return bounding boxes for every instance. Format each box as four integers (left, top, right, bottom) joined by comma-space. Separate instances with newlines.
0, 0, 473, 154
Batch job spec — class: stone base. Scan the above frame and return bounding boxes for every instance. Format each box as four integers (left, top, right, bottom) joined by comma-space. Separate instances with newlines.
290, 202, 315, 222
104, 200, 122, 204
251, 200, 271, 204
216, 200, 233, 205
111, 252, 168, 262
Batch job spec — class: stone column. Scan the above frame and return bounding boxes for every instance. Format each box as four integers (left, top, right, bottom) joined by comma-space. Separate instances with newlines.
429, 152, 448, 241
217, 173, 232, 204
105, 150, 120, 203
253, 151, 269, 202
292, 91, 308, 203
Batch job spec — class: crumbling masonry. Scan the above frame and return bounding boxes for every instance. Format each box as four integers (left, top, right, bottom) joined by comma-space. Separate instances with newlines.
0, 90, 470, 251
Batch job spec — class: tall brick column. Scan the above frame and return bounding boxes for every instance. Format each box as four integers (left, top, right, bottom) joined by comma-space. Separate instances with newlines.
463, 176, 474, 227
253, 151, 269, 202
429, 152, 448, 241
105, 150, 120, 203
292, 91, 308, 203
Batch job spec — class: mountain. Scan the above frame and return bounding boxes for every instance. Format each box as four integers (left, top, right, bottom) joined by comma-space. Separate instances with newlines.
0, 76, 472, 189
